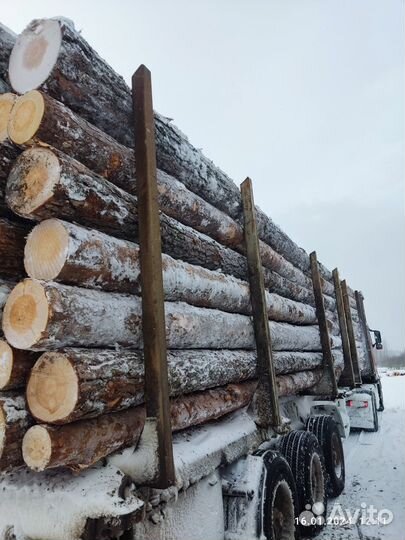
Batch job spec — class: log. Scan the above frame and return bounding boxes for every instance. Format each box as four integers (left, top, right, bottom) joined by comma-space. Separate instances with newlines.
0, 391, 32, 470
23, 371, 323, 472
3, 279, 341, 351
9, 91, 334, 296
0, 218, 28, 279
0, 340, 39, 390
0, 93, 15, 143
0, 23, 15, 85
26, 348, 341, 424
7, 147, 332, 307
25, 219, 318, 324
9, 18, 333, 281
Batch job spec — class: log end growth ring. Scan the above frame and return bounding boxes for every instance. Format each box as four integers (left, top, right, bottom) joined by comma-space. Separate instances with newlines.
9, 19, 62, 94
22, 425, 52, 471
25, 219, 69, 281
27, 352, 78, 423
0, 340, 13, 390
6, 147, 60, 216
8, 90, 45, 144
2, 279, 49, 349
0, 93, 16, 143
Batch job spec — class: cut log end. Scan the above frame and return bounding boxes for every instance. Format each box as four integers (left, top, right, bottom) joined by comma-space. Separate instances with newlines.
0, 340, 13, 390
2, 279, 49, 349
8, 90, 45, 144
7, 147, 60, 216
0, 92, 16, 142
22, 425, 52, 472
27, 352, 78, 423
9, 19, 62, 94
25, 219, 69, 280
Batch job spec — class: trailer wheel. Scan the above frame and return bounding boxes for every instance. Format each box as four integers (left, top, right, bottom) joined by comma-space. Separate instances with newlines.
277, 430, 327, 537
257, 449, 299, 540
307, 416, 345, 497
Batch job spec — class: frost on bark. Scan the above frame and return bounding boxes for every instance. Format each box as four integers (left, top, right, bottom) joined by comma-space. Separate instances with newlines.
0, 24, 15, 86
0, 391, 32, 470
7, 147, 334, 307
3, 279, 341, 351
26, 348, 338, 424
9, 17, 334, 281
8, 91, 338, 296
25, 219, 319, 324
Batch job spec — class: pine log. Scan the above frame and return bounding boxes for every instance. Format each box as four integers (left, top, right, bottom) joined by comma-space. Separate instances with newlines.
0, 391, 32, 470
0, 340, 39, 390
7, 147, 333, 308
0, 93, 15, 143
0, 218, 28, 279
25, 219, 318, 324
0, 24, 15, 85
26, 348, 341, 424
23, 371, 324, 472
0, 139, 20, 218
3, 279, 341, 351
9, 18, 334, 282
8, 91, 335, 297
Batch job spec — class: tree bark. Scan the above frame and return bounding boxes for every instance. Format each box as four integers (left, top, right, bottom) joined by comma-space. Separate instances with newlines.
9, 18, 333, 281
0, 218, 27, 279
0, 140, 21, 219
0, 340, 39, 390
8, 147, 333, 307
25, 219, 319, 324
0, 24, 15, 85
3, 279, 341, 351
26, 348, 341, 424
0, 391, 32, 471
23, 371, 322, 472
9, 91, 335, 296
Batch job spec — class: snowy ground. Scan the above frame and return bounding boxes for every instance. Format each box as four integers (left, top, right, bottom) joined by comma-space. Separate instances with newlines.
317, 372, 405, 540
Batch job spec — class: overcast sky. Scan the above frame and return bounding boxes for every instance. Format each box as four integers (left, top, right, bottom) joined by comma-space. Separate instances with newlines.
3, 1, 404, 350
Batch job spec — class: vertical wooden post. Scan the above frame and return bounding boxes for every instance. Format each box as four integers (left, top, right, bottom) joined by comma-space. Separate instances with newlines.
132, 65, 175, 488
240, 178, 281, 429
355, 290, 378, 381
341, 280, 362, 385
310, 252, 338, 397
332, 269, 355, 388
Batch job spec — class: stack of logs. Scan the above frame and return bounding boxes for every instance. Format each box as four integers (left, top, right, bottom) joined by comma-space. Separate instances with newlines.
0, 18, 370, 474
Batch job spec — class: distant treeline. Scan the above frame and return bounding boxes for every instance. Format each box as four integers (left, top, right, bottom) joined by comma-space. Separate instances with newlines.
377, 350, 405, 368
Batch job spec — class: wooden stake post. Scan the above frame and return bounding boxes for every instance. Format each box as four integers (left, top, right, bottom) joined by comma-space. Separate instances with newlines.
341, 280, 362, 385
310, 252, 338, 397
132, 65, 175, 488
355, 290, 378, 382
332, 269, 355, 388
240, 178, 282, 429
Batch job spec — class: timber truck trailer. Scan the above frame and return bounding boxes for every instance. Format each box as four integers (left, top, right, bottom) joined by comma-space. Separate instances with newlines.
0, 18, 384, 540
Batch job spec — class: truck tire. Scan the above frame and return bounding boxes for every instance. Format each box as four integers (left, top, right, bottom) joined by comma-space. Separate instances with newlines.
256, 449, 299, 540
307, 416, 345, 498
277, 430, 327, 537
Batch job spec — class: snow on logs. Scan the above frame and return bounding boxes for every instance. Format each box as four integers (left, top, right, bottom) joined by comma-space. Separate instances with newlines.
0, 392, 32, 470
2, 279, 342, 351
8, 90, 335, 296
0, 24, 15, 87
22, 371, 325, 472
24, 219, 318, 325
26, 348, 342, 425
6, 147, 335, 309
8, 17, 335, 283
